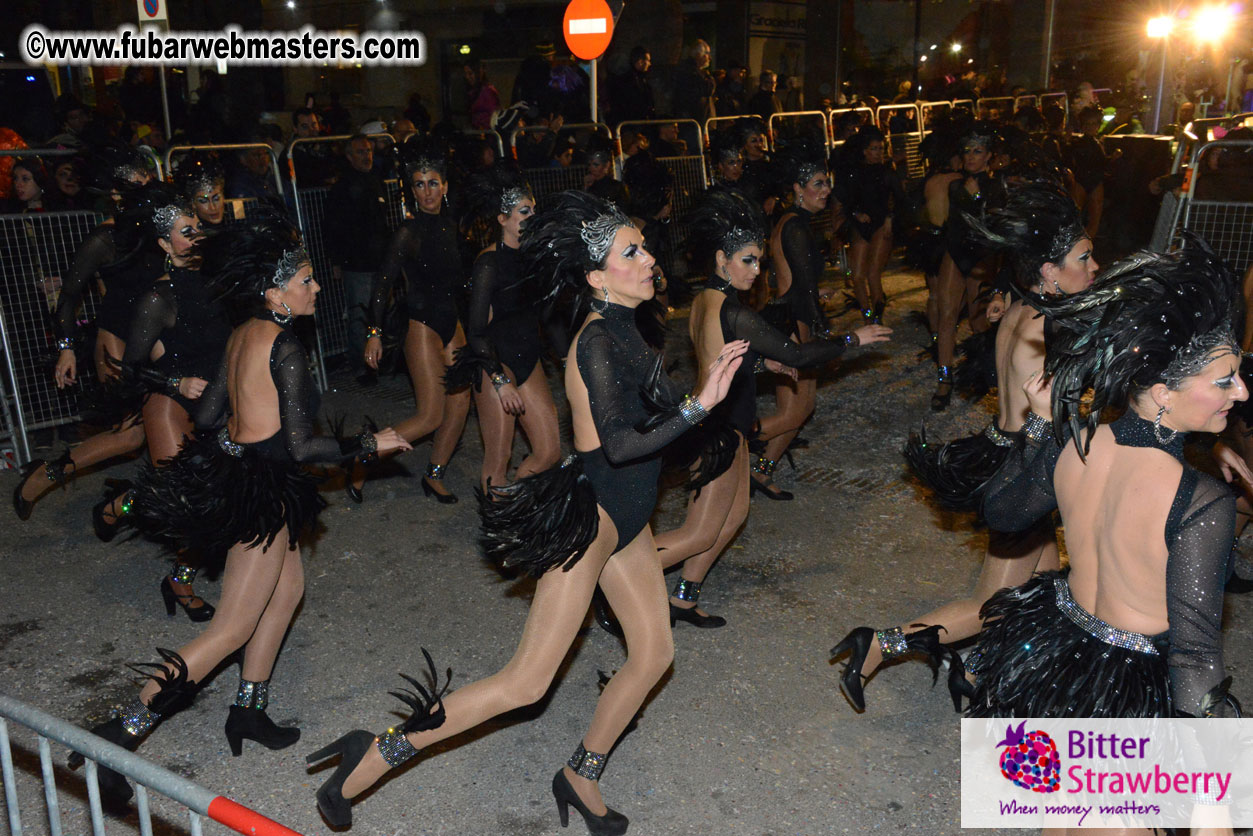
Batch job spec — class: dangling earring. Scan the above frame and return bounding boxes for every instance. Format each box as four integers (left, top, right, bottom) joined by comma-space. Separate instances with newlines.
1154, 405, 1178, 444
164, 253, 173, 272
270, 300, 294, 326
589, 286, 609, 314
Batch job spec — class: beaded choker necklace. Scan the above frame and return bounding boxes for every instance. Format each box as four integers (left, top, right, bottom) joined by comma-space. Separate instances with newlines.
1110, 411, 1186, 462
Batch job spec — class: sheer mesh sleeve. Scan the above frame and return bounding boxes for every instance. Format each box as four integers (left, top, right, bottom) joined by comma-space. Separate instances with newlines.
270, 329, 355, 463
722, 302, 849, 367
779, 215, 828, 333
464, 251, 503, 374
368, 223, 419, 329
120, 283, 177, 391
980, 432, 1062, 531
1164, 470, 1236, 717
576, 325, 692, 465
55, 226, 114, 345
193, 352, 230, 429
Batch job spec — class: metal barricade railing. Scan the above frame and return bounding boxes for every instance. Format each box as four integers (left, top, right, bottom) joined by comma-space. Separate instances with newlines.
976, 96, 1015, 121
520, 164, 590, 204
1038, 91, 1069, 129
876, 103, 925, 179
0, 694, 303, 835
1178, 139, 1253, 276
1013, 94, 1039, 110
767, 110, 832, 152
615, 119, 704, 160
650, 154, 708, 283
703, 115, 743, 147
461, 129, 504, 162
828, 107, 875, 142
950, 98, 975, 116
165, 143, 286, 198
0, 146, 163, 185
137, 146, 165, 181
511, 122, 613, 153
919, 101, 951, 131
0, 209, 105, 466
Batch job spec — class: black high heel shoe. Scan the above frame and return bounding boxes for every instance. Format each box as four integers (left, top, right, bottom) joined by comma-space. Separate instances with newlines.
591, 588, 624, 638
830, 625, 947, 712
421, 463, 458, 504
13, 450, 74, 521
161, 575, 215, 622
669, 602, 726, 629
225, 705, 301, 755
946, 649, 975, 713
92, 479, 133, 543
931, 365, 953, 412
307, 729, 376, 829
830, 627, 875, 712
552, 769, 629, 835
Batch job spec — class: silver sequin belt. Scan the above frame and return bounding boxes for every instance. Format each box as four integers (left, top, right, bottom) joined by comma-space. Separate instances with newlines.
1053, 576, 1160, 655
983, 422, 1016, 448
217, 427, 244, 458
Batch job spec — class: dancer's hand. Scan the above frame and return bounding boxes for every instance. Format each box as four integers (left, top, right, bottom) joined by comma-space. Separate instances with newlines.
364, 336, 382, 369
1214, 442, 1253, 486
372, 428, 412, 455
179, 377, 208, 399
497, 382, 525, 415
852, 324, 892, 345
696, 339, 750, 410
54, 350, 76, 388
986, 292, 1007, 323
764, 359, 797, 380
1023, 369, 1052, 418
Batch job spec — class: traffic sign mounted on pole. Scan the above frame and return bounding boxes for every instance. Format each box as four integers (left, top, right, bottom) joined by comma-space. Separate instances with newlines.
136, 0, 168, 23
563, 0, 614, 61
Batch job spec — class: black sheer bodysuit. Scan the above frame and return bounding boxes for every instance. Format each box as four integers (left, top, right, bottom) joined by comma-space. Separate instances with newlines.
710, 281, 852, 435
465, 244, 544, 385
575, 302, 696, 551
56, 225, 165, 344
371, 210, 462, 345
838, 162, 908, 243
981, 412, 1234, 717
943, 172, 993, 276
777, 208, 829, 336
123, 266, 232, 414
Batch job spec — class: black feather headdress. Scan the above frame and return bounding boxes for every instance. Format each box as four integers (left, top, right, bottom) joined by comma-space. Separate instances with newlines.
622, 152, 673, 218
110, 182, 193, 264
463, 162, 531, 223
775, 134, 828, 186
173, 151, 225, 200
964, 180, 1085, 290
198, 208, 307, 311
88, 142, 153, 192
686, 186, 767, 270
1036, 233, 1240, 454
709, 128, 743, 166
521, 190, 633, 303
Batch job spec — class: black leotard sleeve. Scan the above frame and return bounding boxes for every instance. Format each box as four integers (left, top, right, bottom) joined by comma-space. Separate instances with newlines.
121, 282, 178, 392
981, 431, 1062, 531
722, 300, 850, 367
271, 329, 363, 463
193, 352, 229, 430
55, 225, 113, 345
464, 249, 504, 375
369, 222, 420, 330
779, 213, 828, 333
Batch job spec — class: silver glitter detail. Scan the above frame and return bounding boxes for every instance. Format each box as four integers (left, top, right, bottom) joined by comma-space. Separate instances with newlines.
679, 394, 708, 425
118, 699, 160, 737
113, 162, 147, 181
673, 579, 702, 602
425, 462, 446, 479
56, 337, 74, 351
752, 456, 776, 476
376, 728, 419, 767
272, 247, 311, 290
171, 563, 197, 585
152, 204, 185, 239
983, 423, 1015, 448
499, 186, 529, 215
579, 206, 632, 265
358, 430, 378, 456
1160, 326, 1239, 389
877, 627, 909, 659
218, 427, 244, 458
568, 743, 608, 781
1045, 221, 1087, 269
962, 134, 992, 152
722, 226, 761, 259
1022, 412, 1051, 443
234, 679, 270, 710
1054, 575, 1160, 655
792, 161, 826, 185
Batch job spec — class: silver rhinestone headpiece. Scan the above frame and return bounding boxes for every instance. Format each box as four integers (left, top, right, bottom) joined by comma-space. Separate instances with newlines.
114, 162, 147, 181
499, 186, 530, 215
1161, 324, 1239, 388
580, 205, 632, 265
1044, 220, 1087, 268
152, 204, 186, 239
272, 247, 311, 289
722, 226, 762, 257
792, 161, 826, 185
962, 134, 992, 152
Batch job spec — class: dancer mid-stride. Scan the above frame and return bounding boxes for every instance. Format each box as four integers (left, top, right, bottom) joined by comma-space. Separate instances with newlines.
306, 191, 747, 834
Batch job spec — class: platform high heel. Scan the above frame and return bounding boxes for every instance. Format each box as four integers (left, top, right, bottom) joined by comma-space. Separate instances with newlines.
307, 729, 376, 829
830, 625, 948, 712
553, 743, 629, 835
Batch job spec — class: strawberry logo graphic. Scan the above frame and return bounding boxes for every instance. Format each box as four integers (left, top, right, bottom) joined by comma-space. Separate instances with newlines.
995, 721, 1060, 793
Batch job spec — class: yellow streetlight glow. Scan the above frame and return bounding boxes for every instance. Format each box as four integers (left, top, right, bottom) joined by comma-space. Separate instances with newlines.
1191, 5, 1235, 42
950, 42, 962, 54
1146, 16, 1174, 38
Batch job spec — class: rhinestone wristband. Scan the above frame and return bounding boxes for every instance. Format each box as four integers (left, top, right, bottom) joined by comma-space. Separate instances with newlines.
356, 429, 379, 463
1022, 412, 1051, 443
753, 356, 767, 374
679, 394, 708, 425
166, 376, 182, 395
843, 332, 859, 348
56, 338, 74, 351
490, 372, 511, 391
366, 325, 383, 339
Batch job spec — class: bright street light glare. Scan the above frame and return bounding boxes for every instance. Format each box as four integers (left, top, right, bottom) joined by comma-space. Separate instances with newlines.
950, 42, 962, 54
1146, 16, 1174, 38
1191, 5, 1235, 42
919, 55, 928, 62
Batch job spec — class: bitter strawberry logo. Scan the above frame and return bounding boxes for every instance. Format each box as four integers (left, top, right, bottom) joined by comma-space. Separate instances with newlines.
996, 721, 1061, 793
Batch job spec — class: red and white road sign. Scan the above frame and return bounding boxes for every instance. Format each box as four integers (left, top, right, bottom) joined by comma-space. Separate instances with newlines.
563, 0, 613, 61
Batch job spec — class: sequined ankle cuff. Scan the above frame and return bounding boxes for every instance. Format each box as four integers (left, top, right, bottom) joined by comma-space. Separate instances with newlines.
117, 699, 161, 737
568, 743, 608, 781
170, 563, 198, 585
876, 627, 908, 659
376, 728, 419, 768
672, 578, 702, 602
234, 679, 269, 710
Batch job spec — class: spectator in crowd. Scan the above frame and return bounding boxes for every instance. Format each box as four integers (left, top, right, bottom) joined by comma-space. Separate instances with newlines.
583, 136, 628, 207
1067, 105, 1114, 239
464, 61, 501, 130
550, 136, 576, 167
517, 113, 566, 168
782, 75, 804, 112
609, 46, 656, 125
747, 71, 782, 120
404, 93, 432, 134
326, 135, 389, 385
1101, 100, 1144, 135
46, 157, 89, 211
652, 120, 686, 157
283, 106, 333, 190
4, 157, 47, 212
392, 118, 418, 145
619, 126, 649, 159
322, 92, 353, 135
359, 120, 397, 179
1073, 81, 1097, 112
710, 130, 745, 187
225, 140, 278, 204
672, 39, 717, 122
48, 96, 90, 149
118, 68, 162, 127
717, 61, 749, 116
513, 42, 559, 118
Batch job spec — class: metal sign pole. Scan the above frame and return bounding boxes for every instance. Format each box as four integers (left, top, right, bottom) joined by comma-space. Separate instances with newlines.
591, 58, 598, 124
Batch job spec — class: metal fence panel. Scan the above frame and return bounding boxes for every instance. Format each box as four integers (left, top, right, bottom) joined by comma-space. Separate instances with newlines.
1184, 200, 1253, 275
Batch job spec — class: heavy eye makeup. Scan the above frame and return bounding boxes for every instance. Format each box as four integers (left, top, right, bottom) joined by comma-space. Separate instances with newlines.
740, 255, 759, 268
622, 244, 639, 259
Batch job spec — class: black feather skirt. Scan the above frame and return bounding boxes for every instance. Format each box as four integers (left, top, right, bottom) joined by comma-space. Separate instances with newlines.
477, 455, 600, 577
953, 327, 998, 399
79, 374, 147, 429
966, 570, 1171, 718
904, 422, 1016, 513
131, 428, 327, 562
668, 419, 742, 497
443, 348, 493, 393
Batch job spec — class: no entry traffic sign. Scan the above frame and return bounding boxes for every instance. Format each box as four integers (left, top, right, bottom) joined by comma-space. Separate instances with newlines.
563, 0, 613, 61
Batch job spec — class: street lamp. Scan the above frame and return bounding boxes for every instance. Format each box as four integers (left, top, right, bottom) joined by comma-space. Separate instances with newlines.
1191, 5, 1235, 43
950, 42, 962, 54
1146, 16, 1174, 39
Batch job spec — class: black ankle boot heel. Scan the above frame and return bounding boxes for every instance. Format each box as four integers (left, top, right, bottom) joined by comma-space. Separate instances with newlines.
552, 769, 629, 835
225, 705, 301, 755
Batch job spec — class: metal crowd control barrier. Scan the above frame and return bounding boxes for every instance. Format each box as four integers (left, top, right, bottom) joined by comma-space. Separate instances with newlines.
511, 122, 612, 154
165, 143, 285, 197
1014, 94, 1039, 110
703, 115, 743, 146
137, 146, 165, 181
520, 164, 590, 204
462, 129, 505, 161
1038, 91, 1069, 128
828, 107, 874, 141
0, 694, 303, 835
950, 98, 975, 115
876, 103, 925, 179
919, 101, 951, 131
0, 208, 105, 466
1178, 139, 1253, 276
615, 119, 704, 161
767, 110, 831, 152
976, 97, 1015, 121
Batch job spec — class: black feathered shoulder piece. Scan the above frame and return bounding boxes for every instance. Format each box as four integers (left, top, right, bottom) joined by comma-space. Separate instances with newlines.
520, 190, 633, 303
1035, 233, 1241, 454
964, 179, 1084, 289
687, 185, 766, 266
198, 208, 308, 309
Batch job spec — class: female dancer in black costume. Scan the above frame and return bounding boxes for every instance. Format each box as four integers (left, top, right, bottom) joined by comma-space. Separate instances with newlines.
175, 151, 227, 230
364, 144, 470, 502
449, 165, 560, 492
834, 180, 1094, 711
306, 191, 748, 834
969, 234, 1244, 722
14, 150, 156, 520
752, 154, 834, 499
656, 187, 890, 627
931, 124, 996, 411
69, 213, 410, 802
836, 126, 907, 325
